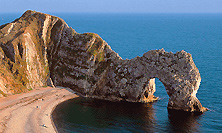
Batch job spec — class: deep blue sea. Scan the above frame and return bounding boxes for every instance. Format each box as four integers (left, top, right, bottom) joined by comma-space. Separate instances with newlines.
1, 13, 222, 132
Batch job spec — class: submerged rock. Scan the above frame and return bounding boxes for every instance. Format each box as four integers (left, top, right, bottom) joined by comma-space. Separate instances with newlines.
0, 10, 206, 112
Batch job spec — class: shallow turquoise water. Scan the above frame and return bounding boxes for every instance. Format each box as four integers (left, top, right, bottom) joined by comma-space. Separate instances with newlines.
1, 13, 222, 132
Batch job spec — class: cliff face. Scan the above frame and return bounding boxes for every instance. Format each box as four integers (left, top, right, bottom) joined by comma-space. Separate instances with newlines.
0, 10, 206, 112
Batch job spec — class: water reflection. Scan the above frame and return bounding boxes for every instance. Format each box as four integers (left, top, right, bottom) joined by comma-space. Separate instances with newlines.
167, 109, 201, 132
52, 97, 202, 132
53, 97, 157, 132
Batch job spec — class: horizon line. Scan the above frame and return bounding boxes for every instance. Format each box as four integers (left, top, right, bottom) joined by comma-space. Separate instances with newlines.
1, 10, 222, 15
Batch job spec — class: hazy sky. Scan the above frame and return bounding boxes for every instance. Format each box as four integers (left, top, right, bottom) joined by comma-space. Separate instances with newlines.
0, 0, 222, 14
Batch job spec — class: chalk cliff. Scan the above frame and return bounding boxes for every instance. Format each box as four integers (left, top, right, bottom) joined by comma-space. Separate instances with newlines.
0, 10, 206, 112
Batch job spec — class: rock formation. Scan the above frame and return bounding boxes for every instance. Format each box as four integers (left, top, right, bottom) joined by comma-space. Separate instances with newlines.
0, 10, 206, 112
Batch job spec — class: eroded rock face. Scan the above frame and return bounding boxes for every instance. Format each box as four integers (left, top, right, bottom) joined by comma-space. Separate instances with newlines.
0, 10, 206, 112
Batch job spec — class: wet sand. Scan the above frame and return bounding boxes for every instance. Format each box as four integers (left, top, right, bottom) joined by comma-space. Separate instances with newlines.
0, 87, 78, 133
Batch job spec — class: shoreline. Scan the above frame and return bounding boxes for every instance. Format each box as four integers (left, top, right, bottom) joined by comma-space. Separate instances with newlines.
0, 87, 78, 133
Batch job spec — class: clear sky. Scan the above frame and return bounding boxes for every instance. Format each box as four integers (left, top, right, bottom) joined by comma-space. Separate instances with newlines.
0, 0, 222, 14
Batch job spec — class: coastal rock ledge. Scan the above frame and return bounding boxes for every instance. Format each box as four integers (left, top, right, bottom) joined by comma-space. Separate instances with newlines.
0, 10, 207, 112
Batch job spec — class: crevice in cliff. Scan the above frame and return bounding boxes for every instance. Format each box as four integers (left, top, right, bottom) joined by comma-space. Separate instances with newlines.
1, 42, 15, 63
17, 42, 23, 58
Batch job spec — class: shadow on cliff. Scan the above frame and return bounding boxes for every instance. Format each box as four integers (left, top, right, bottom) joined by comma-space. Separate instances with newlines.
166, 109, 202, 132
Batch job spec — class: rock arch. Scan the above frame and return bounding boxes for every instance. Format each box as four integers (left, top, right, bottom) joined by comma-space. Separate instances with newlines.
83, 48, 206, 112
141, 49, 204, 112
0, 10, 206, 112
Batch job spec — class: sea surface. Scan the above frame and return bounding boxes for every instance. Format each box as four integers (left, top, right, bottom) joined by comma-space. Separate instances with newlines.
1, 13, 222, 132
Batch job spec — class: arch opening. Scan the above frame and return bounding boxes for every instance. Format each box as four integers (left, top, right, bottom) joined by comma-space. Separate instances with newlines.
141, 78, 169, 103
154, 78, 169, 100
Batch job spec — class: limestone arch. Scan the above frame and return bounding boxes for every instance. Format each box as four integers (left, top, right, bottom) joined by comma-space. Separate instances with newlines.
137, 49, 204, 112
0, 10, 206, 113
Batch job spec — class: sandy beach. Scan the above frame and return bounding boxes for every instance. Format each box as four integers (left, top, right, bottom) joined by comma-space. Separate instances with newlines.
0, 87, 78, 133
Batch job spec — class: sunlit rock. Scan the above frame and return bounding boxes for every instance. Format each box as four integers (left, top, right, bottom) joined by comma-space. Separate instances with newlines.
0, 10, 206, 112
